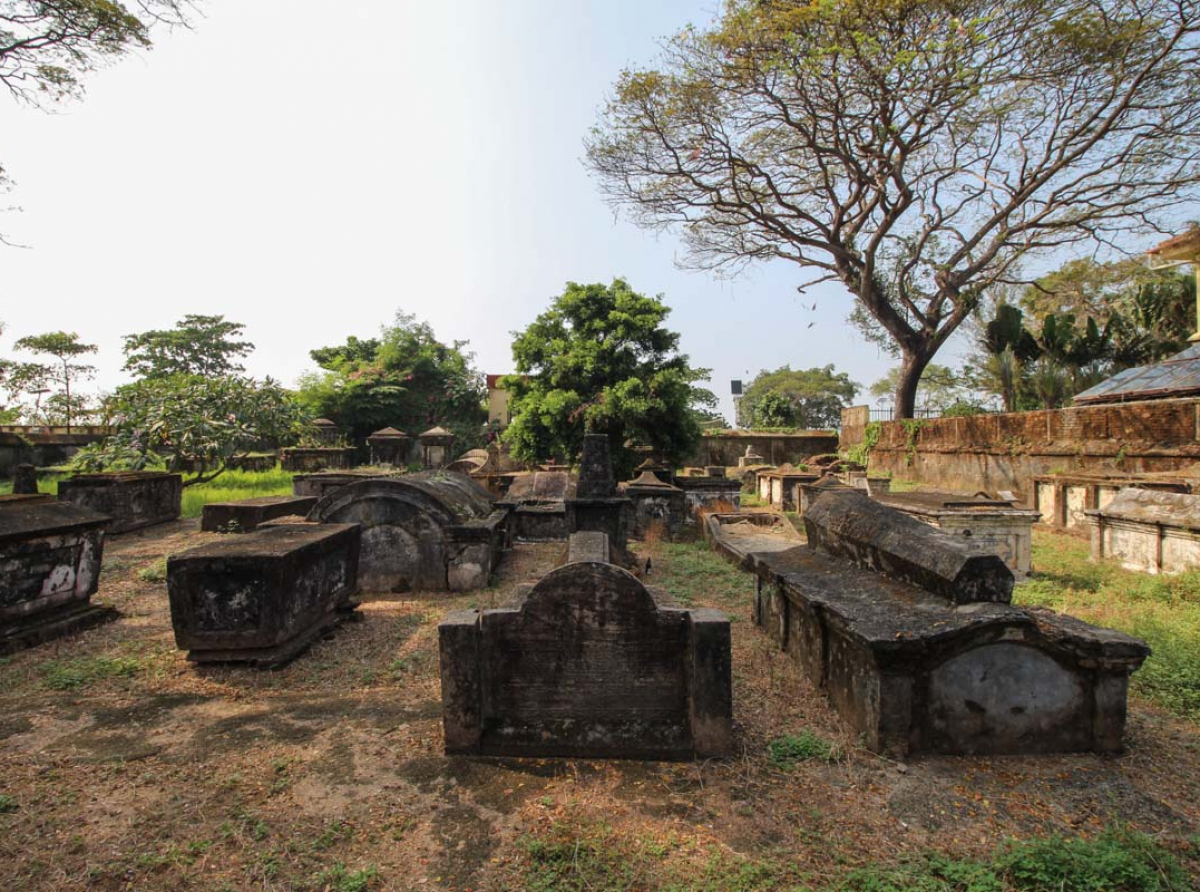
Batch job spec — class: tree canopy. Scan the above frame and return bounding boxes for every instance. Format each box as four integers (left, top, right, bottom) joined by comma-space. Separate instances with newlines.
12, 330, 98, 429
738, 365, 858, 430
297, 312, 486, 451
122, 315, 254, 379
502, 279, 711, 477
587, 0, 1200, 417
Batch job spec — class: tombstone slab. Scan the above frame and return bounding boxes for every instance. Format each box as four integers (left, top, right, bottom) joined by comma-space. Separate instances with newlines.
57, 471, 182, 534
167, 523, 361, 667
201, 496, 318, 533
0, 500, 116, 654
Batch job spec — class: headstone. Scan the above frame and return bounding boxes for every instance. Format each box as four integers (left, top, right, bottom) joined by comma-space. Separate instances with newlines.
439, 531, 732, 758
12, 464, 38, 495
566, 434, 630, 551
576, 433, 616, 498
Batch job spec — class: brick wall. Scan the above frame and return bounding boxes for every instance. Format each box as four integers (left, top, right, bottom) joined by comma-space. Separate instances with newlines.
689, 432, 840, 468
840, 399, 1200, 500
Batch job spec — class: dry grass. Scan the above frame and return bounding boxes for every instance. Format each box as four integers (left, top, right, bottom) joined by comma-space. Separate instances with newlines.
0, 523, 1197, 891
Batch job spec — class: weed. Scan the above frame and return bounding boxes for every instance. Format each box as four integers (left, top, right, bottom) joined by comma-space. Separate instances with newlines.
768, 730, 838, 769
313, 862, 379, 892
0, 794, 17, 813
1017, 532, 1200, 720
42, 655, 143, 691
313, 820, 355, 851
138, 557, 169, 583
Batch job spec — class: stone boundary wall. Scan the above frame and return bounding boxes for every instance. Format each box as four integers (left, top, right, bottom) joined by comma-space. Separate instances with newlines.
839, 399, 1200, 501
689, 431, 839, 467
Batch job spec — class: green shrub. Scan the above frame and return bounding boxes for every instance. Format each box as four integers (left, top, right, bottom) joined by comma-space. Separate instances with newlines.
767, 730, 837, 768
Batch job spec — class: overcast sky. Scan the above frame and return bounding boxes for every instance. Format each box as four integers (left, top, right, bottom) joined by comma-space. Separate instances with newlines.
0, 0, 955, 421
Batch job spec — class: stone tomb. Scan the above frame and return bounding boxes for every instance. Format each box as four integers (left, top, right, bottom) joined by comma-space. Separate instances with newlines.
873, 490, 1040, 580
619, 471, 686, 540
308, 472, 506, 592
0, 500, 116, 654
674, 471, 742, 523
293, 468, 405, 500
1086, 488, 1200, 574
496, 471, 576, 542
201, 496, 318, 533
720, 493, 1148, 756
279, 447, 357, 473
367, 427, 411, 467
439, 532, 733, 759
167, 523, 361, 667
565, 434, 631, 552
58, 471, 182, 534
756, 465, 819, 511
1033, 472, 1196, 532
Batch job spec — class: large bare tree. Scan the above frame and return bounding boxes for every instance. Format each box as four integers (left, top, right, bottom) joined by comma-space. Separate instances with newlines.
586, 0, 1200, 417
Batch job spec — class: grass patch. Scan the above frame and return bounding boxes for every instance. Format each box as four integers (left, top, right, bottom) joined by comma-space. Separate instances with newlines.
139, 557, 170, 583
768, 730, 838, 769
41, 655, 145, 691
180, 466, 295, 518
0, 794, 17, 814
1017, 532, 1200, 720
518, 822, 1194, 892
652, 541, 756, 609
312, 863, 379, 892
741, 493, 767, 509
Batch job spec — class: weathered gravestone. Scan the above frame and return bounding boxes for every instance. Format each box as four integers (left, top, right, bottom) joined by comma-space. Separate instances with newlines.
201, 495, 318, 533
619, 470, 685, 540
12, 463, 38, 495
0, 500, 116, 654
439, 531, 733, 759
167, 523, 361, 667
57, 471, 182, 534
725, 492, 1149, 756
566, 434, 631, 551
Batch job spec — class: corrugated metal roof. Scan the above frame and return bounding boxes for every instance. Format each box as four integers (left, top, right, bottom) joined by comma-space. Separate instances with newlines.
1074, 344, 1200, 404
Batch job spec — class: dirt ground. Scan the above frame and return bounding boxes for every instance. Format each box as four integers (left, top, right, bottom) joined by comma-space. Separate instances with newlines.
1, 520, 1198, 891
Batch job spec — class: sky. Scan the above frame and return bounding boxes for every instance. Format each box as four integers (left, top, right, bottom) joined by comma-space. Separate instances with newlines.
0, 0, 948, 422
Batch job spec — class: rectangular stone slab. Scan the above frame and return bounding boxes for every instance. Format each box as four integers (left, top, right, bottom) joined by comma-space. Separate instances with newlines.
167, 523, 361, 667
201, 496, 318, 533
0, 501, 116, 654
57, 472, 182, 534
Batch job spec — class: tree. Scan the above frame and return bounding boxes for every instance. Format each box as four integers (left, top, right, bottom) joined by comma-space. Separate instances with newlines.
738, 365, 858, 429
1, 2, 193, 105
13, 331, 97, 430
502, 279, 711, 477
870, 364, 970, 413
76, 375, 306, 485
297, 313, 486, 450
122, 315, 254, 379
587, 0, 1200, 418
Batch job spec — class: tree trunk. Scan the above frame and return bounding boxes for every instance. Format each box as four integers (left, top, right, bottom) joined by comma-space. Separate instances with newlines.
894, 350, 934, 419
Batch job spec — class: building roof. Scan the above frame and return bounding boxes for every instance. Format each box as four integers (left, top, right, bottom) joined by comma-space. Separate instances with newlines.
1074, 344, 1200, 405
1147, 227, 1200, 262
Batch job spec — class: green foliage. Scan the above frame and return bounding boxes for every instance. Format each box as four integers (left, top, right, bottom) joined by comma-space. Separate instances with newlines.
12, 331, 98, 428
122, 315, 254, 379
41, 655, 143, 691
871, 365, 969, 414
838, 828, 1192, 892
0, 794, 17, 814
78, 375, 306, 486
1018, 534, 1200, 720
767, 731, 837, 768
312, 863, 379, 892
503, 279, 710, 477
179, 466, 294, 518
297, 311, 486, 450
845, 421, 882, 467
738, 365, 859, 430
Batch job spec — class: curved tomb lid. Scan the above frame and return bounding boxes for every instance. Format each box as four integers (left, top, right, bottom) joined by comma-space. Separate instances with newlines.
309, 470, 496, 524
369, 426, 409, 438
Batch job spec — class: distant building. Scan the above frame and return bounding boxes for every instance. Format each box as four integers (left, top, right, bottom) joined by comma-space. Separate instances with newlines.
487, 375, 513, 428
